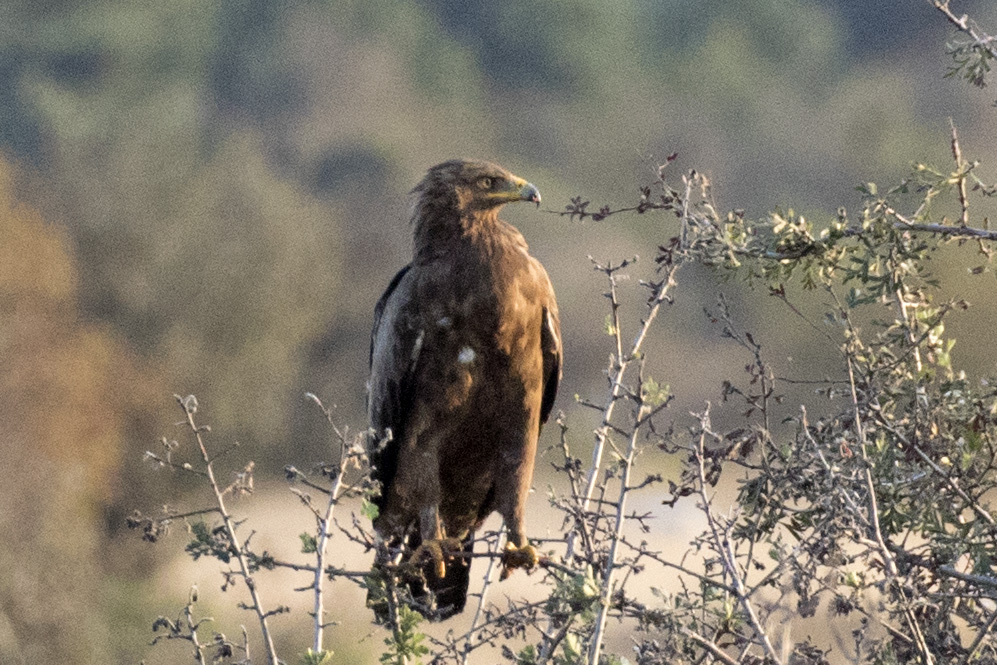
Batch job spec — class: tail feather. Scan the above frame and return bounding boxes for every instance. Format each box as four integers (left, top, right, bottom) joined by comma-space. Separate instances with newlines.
421, 534, 472, 620
367, 534, 474, 623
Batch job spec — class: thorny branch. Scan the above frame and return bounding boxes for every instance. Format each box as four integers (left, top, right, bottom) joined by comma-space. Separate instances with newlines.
175, 394, 282, 665
302, 392, 367, 656
149, 590, 211, 665
565, 226, 680, 664
459, 531, 502, 665
692, 405, 783, 665
571, 255, 679, 556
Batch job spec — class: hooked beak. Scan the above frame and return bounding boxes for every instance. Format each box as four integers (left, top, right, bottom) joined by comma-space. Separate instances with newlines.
512, 177, 541, 208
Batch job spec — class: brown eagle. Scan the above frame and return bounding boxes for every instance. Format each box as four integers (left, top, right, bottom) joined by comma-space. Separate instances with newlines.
367, 159, 561, 621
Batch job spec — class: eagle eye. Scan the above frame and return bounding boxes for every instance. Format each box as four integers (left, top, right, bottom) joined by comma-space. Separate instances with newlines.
478, 176, 494, 190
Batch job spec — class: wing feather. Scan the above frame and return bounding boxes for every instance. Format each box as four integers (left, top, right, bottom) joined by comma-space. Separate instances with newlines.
369, 265, 411, 366
539, 302, 562, 427
367, 264, 418, 512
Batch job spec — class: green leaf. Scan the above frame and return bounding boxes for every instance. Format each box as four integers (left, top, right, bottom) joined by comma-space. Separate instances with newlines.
640, 377, 670, 407
561, 632, 582, 661
361, 498, 380, 522
299, 648, 335, 665
299, 532, 317, 554
516, 644, 538, 665
380, 605, 428, 665
604, 314, 617, 337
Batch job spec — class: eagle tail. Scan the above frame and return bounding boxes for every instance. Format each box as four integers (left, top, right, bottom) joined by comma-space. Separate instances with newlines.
419, 533, 473, 620
367, 533, 473, 623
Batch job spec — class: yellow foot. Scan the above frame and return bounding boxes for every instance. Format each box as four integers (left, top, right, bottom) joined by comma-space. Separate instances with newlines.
408, 537, 463, 579
500, 542, 539, 580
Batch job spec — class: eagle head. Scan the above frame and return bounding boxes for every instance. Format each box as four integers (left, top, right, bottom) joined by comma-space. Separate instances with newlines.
411, 160, 541, 233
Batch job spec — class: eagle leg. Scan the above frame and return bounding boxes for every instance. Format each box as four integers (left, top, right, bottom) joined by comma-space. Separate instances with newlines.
408, 537, 464, 579
497, 486, 538, 579
499, 541, 539, 580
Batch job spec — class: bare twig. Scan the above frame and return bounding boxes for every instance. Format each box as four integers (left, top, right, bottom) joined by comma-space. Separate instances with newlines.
304, 393, 355, 655
174, 394, 281, 665
693, 405, 783, 665
149, 589, 210, 665
950, 119, 971, 227
570, 258, 679, 562
844, 357, 899, 580
460, 531, 501, 665
588, 401, 644, 665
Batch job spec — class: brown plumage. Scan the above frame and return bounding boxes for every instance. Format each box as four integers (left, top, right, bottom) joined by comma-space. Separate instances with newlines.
367, 159, 561, 621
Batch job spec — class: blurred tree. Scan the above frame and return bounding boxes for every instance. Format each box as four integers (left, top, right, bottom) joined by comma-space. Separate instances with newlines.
10, 0, 343, 462
148, 133, 341, 452
212, 0, 304, 120
0, 152, 151, 663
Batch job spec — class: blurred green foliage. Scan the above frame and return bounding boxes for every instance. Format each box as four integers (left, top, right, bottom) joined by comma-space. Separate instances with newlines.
1, 0, 995, 661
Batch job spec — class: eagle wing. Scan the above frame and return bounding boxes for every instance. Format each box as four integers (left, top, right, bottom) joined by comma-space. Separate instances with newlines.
367, 264, 417, 513
369, 264, 412, 371
539, 301, 562, 428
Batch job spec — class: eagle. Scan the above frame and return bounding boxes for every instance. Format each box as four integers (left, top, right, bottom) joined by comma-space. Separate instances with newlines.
366, 159, 562, 621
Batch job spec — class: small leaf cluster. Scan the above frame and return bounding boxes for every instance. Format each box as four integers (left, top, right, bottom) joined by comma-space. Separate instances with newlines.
379, 605, 429, 665
186, 520, 235, 564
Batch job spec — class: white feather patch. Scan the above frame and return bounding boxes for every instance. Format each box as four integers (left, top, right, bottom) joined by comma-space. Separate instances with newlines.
458, 346, 476, 364
546, 309, 559, 350
411, 330, 424, 362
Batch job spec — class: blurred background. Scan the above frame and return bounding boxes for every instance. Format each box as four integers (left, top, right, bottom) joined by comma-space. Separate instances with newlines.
4, 0, 997, 662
